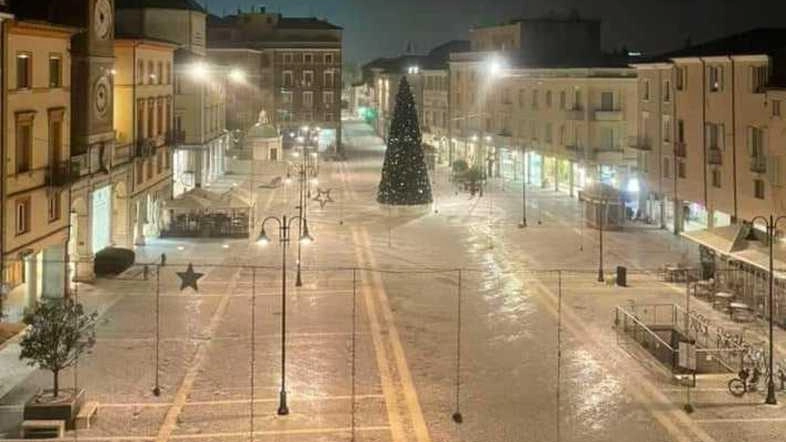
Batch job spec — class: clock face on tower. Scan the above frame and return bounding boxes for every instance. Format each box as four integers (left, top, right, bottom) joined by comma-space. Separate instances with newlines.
94, 0, 112, 40
94, 75, 111, 119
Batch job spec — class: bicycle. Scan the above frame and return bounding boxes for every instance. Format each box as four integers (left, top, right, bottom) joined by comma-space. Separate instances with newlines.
728, 365, 765, 396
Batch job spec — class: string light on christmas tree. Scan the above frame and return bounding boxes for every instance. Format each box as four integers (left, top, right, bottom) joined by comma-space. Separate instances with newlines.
377, 76, 433, 206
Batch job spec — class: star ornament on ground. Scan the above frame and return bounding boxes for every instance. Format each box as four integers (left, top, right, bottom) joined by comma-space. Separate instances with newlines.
177, 263, 204, 292
312, 187, 334, 209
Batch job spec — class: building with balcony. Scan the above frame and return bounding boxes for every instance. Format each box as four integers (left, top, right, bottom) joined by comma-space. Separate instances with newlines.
118, 0, 230, 197
0, 16, 77, 320
207, 6, 343, 155
361, 40, 468, 161
363, 54, 426, 140
447, 13, 638, 200
113, 36, 176, 246
631, 28, 786, 237
14, 0, 126, 284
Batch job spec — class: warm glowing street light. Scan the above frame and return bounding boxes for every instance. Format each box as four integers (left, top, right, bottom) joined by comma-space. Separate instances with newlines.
189, 62, 209, 81
229, 68, 246, 83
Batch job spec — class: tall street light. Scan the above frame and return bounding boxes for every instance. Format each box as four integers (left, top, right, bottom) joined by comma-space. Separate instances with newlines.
291, 127, 320, 287
597, 198, 607, 282
518, 147, 527, 228
749, 215, 784, 405
257, 214, 315, 415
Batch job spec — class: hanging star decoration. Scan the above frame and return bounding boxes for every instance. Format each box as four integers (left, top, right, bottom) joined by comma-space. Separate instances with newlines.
312, 187, 334, 209
177, 263, 204, 292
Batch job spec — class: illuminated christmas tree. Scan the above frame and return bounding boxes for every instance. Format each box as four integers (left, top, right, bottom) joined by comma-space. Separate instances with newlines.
377, 76, 433, 205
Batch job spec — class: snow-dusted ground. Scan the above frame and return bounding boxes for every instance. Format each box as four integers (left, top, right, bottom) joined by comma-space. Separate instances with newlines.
0, 120, 784, 441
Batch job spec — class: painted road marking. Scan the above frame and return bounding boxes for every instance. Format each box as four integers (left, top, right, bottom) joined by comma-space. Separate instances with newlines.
342, 135, 428, 442
351, 228, 407, 442
521, 272, 717, 442
360, 228, 433, 442
74, 394, 386, 410
0, 426, 391, 442
169, 425, 390, 439
155, 262, 242, 442
695, 417, 786, 423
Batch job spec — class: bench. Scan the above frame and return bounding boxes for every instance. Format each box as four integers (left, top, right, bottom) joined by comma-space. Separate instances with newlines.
75, 401, 99, 430
21, 419, 64, 438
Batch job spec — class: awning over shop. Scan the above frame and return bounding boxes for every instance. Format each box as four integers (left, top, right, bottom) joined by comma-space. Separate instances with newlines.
682, 222, 786, 278
680, 223, 744, 255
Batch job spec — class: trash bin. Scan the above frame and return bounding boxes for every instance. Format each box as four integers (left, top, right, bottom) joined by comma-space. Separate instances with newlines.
616, 266, 627, 287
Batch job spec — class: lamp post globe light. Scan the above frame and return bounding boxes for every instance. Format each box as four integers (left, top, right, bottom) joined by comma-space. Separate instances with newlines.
257, 214, 315, 415
288, 127, 320, 286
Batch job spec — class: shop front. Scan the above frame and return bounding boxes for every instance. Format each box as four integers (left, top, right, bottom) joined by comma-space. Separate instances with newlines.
527, 151, 543, 186
91, 185, 112, 253
500, 147, 521, 182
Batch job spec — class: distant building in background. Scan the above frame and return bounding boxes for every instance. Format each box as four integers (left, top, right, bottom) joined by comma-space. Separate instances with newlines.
446, 13, 639, 204
207, 6, 343, 154
360, 41, 469, 148
117, 0, 229, 197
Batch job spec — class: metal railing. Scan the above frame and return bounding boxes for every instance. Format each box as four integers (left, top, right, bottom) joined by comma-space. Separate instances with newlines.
615, 303, 752, 373
627, 136, 652, 151
614, 305, 678, 370
708, 147, 722, 165
674, 141, 687, 158
750, 155, 767, 173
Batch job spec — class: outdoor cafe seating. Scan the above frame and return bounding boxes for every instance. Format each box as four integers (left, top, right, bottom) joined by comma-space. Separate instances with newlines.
162, 187, 251, 238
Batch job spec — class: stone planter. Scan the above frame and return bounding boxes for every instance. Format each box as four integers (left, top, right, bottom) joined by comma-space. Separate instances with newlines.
24, 388, 85, 429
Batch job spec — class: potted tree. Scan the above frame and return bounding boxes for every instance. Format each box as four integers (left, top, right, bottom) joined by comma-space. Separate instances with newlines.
20, 298, 97, 427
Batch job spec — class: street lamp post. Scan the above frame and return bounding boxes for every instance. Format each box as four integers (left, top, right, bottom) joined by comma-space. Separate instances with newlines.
597, 199, 607, 282
519, 147, 527, 228
750, 215, 785, 406
257, 214, 314, 415
291, 129, 319, 287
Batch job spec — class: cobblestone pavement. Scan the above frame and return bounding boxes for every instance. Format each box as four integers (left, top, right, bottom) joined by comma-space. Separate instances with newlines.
0, 120, 785, 442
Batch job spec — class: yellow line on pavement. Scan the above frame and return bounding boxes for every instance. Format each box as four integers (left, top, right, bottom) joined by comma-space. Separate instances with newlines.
351, 228, 407, 442
360, 228, 433, 442
169, 425, 391, 439
154, 264, 242, 442
695, 417, 786, 423
523, 273, 717, 442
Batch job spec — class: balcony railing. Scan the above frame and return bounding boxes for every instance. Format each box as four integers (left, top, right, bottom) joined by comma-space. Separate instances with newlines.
627, 136, 651, 151
565, 108, 585, 120
565, 144, 585, 160
592, 147, 625, 163
707, 148, 722, 165
674, 141, 687, 158
136, 138, 155, 157
168, 130, 186, 144
114, 143, 133, 165
750, 155, 767, 173
594, 109, 623, 121
46, 160, 82, 187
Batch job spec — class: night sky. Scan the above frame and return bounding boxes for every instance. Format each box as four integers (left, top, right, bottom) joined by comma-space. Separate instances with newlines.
204, 0, 786, 64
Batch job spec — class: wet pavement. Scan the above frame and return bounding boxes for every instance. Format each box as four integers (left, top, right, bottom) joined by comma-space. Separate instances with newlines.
0, 120, 784, 441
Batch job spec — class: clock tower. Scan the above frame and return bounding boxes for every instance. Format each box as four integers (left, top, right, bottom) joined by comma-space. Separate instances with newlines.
70, 0, 116, 157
